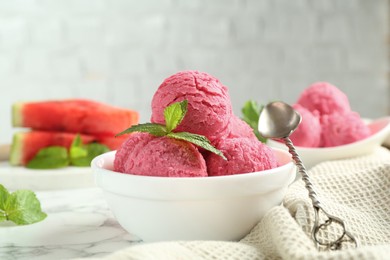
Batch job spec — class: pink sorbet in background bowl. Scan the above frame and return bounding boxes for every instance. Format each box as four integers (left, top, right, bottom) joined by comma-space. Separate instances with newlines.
267, 81, 390, 169
92, 147, 295, 242
267, 116, 390, 169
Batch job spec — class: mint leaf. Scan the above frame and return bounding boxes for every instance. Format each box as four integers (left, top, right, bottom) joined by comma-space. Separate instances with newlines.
115, 100, 226, 161
116, 123, 167, 137
0, 184, 47, 225
27, 146, 69, 169
0, 184, 10, 222
70, 134, 88, 159
241, 100, 267, 143
71, 142, 109, 167
168, 132, 227, 160
70, 134, 110, 167
164, 100, 188, 133
71, 133, 83, 148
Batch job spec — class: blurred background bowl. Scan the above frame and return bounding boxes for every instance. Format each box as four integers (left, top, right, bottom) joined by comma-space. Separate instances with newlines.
267, 117, 390, 169
92, 148, 296, 242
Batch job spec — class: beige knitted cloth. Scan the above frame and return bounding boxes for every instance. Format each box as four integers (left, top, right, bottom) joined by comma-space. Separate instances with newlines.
86, 148, 390, 260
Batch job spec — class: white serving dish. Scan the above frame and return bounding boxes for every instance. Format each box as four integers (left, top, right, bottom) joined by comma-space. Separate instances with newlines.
0, 162, 95, 191
92, 148, 295, 242
267, 116, 390, 169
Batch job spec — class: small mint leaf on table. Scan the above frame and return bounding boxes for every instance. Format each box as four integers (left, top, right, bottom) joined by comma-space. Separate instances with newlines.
241, 100, 267, 143
27, 146, 69, 169
116, 123, 167, 137
168, 132, 227, 160
164, 100, 188, 133
0, 184, 47, 225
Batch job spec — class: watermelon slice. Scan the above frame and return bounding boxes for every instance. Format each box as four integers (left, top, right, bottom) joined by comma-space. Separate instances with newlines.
12, 99, 139, 135
9, 131, 128, 166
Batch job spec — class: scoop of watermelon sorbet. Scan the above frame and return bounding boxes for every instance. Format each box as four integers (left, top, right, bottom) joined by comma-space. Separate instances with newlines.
297, 82, 351, 116
114, 133, 155, 174
151, 71, 233, 142
114, 133, 207, 177
320, 112, 370, 147
227, 115, 257, 139
206, 137, 278, 176
290, 104, 321, 147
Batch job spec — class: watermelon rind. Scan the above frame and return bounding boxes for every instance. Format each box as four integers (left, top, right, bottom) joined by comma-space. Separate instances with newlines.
9, 132, 24, 166
12, 102, 24, 127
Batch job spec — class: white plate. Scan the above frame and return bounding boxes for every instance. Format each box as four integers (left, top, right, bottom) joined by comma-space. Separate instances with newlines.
267, 116, 390, 169
0, 162, 95, 191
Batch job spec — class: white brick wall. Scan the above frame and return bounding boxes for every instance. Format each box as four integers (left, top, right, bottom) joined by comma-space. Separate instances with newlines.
0, 0, 389, 144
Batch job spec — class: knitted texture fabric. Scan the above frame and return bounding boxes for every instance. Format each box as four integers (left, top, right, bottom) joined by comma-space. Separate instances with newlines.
81, 147, 390, 260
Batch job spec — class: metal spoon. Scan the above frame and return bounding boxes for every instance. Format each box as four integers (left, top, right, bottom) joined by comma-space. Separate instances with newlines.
258, 101, 358, 251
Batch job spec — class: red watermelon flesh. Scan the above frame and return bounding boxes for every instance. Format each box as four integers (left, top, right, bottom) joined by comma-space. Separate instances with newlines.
13, 99, 139, 136
10, 131, 128, 166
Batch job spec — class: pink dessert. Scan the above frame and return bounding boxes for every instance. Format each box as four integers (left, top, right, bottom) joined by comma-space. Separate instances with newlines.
290, 104, 321, 147
151, 71, 233, 142
297, 82, 351, 116
206, 137, 278, 176
114, 133, 154, 174
320, 112, 370, 147
227, 115, 257, 139
114, 133, 207, 177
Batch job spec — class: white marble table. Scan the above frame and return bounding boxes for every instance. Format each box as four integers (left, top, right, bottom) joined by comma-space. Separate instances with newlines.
0, 188, 142, 260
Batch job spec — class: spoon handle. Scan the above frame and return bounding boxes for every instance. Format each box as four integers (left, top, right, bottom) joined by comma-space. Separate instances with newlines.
282, 137, 358, 250
283, 137, 320, 207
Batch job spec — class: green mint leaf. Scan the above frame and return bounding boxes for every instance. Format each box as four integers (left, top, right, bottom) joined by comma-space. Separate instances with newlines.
70, 134, 88, 159
71, 133, 83, 148
71, 143, 110, 167
27, 146, 69, 169
0, 184, 47, 225
0, 184, 10, 222
164, 100, 188, 133
116, 123, 167, 137
241, 100, 267, 143
168, 132, 227, 160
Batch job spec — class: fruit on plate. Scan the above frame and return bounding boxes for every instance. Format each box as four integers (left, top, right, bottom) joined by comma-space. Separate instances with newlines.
12, 99, 139, 135
9, 131, 93, 166
10, 99, 138, 167
9, 131, 128, 166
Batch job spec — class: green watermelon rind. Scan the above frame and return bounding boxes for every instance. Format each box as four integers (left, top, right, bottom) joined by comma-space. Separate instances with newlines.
12, 102, 24, 127
9, 132, 24, 166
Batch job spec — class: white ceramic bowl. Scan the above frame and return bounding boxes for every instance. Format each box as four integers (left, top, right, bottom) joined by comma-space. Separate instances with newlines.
92, 148, 295, 242
267, 116, 390, 169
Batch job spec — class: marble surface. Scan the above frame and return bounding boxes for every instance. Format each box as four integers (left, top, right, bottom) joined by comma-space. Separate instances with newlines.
0, 188, 142, 260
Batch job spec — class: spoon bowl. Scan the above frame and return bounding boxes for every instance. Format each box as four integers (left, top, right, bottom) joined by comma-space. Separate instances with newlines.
258, 101, 302, 139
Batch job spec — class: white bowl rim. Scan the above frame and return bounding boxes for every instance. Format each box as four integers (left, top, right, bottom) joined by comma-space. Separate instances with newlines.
91, 147, 294, 181
92, 148, 296, 200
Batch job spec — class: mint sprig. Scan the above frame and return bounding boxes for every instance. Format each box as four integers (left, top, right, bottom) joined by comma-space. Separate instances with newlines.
27, 146, 69, 169
164, 100, 187, 132
116, 123, 167, 137
70, 135, 110, 167
116, 100, 226, 160
0, 184, 47, 225
241, 100, 267, 143
26, 134, 110, 169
